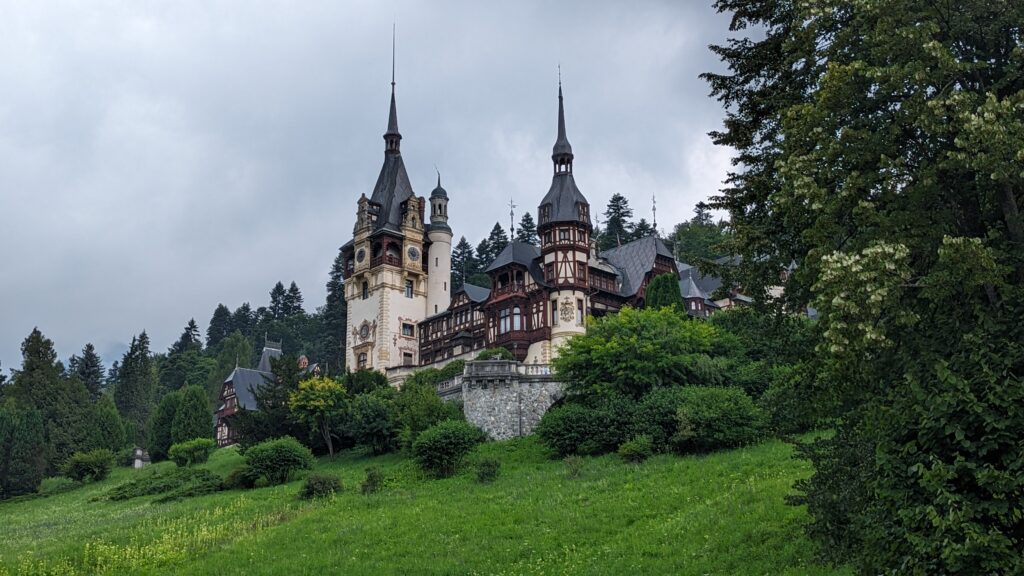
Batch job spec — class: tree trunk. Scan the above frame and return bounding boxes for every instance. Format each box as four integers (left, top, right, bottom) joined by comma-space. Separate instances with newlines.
320, 421, 334, 457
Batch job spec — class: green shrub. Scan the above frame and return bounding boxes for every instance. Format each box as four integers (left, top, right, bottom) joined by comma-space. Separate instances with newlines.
670, 387, 766, 453
103, 467, 221, 501
299, 474, 342, 500
536, 396, 638, 457
758, 363, 822, 434
475, 457, 501, 483
436, 359, 466, 380
412, 420, 486, 478
61, 449, 115, 482
476, 347, 514, 361
244, 436, 314, 485
152, 472, 223, 504
168, 438, 215, 467
350, 392, 399, 455
564, 455, 583, 479
635, 388, 698, 452
223, 465, 259, 490
361, 466, 383, 495
37, 476, 81, 497
618, 435, 654, 464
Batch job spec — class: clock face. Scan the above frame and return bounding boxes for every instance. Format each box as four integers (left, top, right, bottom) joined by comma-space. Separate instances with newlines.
359, 324, 370, 340
407, 247, 420, 261
356, 249, 366, 263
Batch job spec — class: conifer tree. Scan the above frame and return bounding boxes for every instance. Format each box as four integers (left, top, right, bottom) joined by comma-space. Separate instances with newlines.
321, 249, 348, 375
474, 237, 492, 269
599, 193, 634, 250
269, 282, 287, 320
105, 361, 119, 390
484, 222, 510, 261
170, 319, 202, 355
147, 391, 181, 461
630, 218, 655, 240
204, 331, 252, 403
67, 343, 105, 401
85, 395, 125, 452
171, 385, 211, 443
451, 236, 477, 290
645, 273, 683, 310
283, 282, 304, 317
206, 304, 232, 350
114, 332, 157, 446
515, 213, 539, 245
0, 403, 46, 499
230, 303, 255, 341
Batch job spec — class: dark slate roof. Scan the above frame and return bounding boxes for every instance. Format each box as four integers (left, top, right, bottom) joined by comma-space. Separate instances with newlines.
225, 367, 271, 411
369, 153, 415, 232
430, 174, 447, 199
601, 235, 674, 297
538, 174, 590, 227
679, 276, 708, 300
485, 241, 540, 272
462, 283, 491, 303
385, 87, 400, 137
257, 344, 282, 373
677, 261, 725, 296
552, 84, 573, 159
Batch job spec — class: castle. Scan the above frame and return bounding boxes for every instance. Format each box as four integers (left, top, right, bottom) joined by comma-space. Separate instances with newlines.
340, 76, 679, 381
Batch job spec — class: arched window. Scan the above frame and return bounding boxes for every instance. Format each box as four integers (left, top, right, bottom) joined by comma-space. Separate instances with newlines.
512, 306, 523, 331
362, 282, 369, 300
499, 308, 510, 334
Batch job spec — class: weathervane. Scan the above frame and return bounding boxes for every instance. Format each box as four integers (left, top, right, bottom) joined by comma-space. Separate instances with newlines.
509, 199, 517, 238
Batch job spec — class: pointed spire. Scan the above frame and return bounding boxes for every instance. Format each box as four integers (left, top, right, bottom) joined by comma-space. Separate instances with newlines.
552, 68, 573, 173
384, 23, 402, 153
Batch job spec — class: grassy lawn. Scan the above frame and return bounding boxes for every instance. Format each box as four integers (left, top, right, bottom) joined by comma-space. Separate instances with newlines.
0, 436, 850, 575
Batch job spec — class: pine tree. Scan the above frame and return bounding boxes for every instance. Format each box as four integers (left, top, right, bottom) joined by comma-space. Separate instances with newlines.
645, 273, 683, 310
206, 304, 232, 350
147, 391, 181, 461
282, 282, 304, 317
484, 223, 510, 261
630, 218, 655, 240
599, 193, 634, 250
170, 319, 202, 355
474, 237, 492, 269
85, 395, 125, 452
321, 249, 348, 375
515, 213, 539, 245
230, 303, 255, 341
269, 282, 287, 320
171, 385, 211, 444
451, 236, 477, 290
114, 332, 157, 446
68, 343, 105, 401
0, 403, 46, 499
105, 361, 119, 390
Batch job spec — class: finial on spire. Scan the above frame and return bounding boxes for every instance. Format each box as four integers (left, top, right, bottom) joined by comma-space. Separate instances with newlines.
391, 21, 396, 88
435, 165, 441, 188
384, 23, 401, 153
552, 67, 573, 174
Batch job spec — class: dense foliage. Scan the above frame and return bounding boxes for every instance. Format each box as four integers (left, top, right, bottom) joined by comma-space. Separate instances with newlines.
644, 273, 683, 310
171, 385, 212, 444
147, 391, 182, 462
289, 376, 347, 456
705, 0, 1024, 571
168, 438, 215, 467
299, 473, 342, 499
617, 435, 653, 464
412, 420, 486, 478
244, 436, 314, 485
61, 449, 115, 482
102, 467, 222, 502
670, 387, 765, 453
0, 403, 46, 499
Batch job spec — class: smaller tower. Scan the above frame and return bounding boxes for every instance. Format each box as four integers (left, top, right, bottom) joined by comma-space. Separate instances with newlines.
426, 173, 453, 316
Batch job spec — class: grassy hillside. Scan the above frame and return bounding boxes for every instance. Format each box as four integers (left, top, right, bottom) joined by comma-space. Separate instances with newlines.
0, 436, 849, 575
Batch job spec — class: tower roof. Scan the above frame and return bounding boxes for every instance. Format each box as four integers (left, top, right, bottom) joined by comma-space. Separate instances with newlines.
430, 172, 447, 199
539, 79, 590, 228
552, 83, 573, 160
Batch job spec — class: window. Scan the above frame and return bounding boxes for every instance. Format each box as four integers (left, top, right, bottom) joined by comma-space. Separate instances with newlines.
576, 299, 584, 325
361, 281, 369, 300
402, 323, 414, 337
499, 308, 510, 334
405, 280, 413, 298
434, 304, 438, 314
443, 281, 447, 291
691, 301, 697, 311
403, 352, 414, 367
357, 353, 368, 370
551, 301, 558, 326
559, 229, 570, 242
512, 306, 523, 331
545, 263, 555, 282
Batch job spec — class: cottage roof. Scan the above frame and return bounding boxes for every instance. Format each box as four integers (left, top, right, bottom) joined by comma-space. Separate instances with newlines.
224, 367, 271, 411
601, 235, 674, 297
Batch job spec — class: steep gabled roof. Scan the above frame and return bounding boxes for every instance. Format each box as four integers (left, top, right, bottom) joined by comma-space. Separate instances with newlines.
601, 235, 674, 297
485, 241, 540, 272
461, 283, 491, 303
368, 154, 415, 233
538, 174, 590, 227
677, 261, 725, 296
256, 343, 282, 373
224, 367, 271, 411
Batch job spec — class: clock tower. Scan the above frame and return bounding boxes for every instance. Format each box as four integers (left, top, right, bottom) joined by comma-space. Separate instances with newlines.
340, 75, 435, 374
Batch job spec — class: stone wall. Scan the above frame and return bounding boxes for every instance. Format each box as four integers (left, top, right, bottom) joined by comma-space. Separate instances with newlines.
456, 360, 563, 440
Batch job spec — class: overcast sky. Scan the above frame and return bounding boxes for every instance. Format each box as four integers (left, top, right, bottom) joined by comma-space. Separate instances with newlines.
0, 1, 735, 372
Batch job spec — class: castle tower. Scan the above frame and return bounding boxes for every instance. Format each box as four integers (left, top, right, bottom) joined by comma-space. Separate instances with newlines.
426, 174, 453, 316
537, 81, 592, 352
342, 71, 429, 373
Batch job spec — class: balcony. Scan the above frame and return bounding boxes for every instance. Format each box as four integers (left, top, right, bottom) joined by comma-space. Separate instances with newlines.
490, 282, 527, 299
370, 255, 402, 268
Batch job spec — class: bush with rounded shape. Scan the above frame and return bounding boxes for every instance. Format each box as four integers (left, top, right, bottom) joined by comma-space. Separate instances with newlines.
670, 387, 766, 453
350, 392, 399, 455
61, 449, 114, 482
171, 385, 212, 445
475, 457, 500, 483
536, 395, 639, 457
475, 347, 514, 361
244, 436, 314, 485
299, 474, 342, 499
412, 420, 486, 478
618, 435, 654, 464
361, 466, 383, 495
168, 438, 215, 467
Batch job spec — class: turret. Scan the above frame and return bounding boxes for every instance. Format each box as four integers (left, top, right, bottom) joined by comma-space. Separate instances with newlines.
426, 174, 453, 316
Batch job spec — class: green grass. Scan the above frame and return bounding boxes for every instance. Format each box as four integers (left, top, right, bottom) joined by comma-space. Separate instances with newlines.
0, 437, 850, 575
